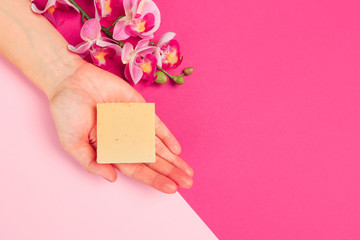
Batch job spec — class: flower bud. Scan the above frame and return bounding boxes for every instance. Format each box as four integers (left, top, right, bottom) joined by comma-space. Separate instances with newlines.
155, 71, 168, 84
174, 76, 185, 85
183, 67, 194, 75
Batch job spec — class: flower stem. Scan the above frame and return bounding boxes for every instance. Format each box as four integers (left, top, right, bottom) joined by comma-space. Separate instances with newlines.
156, 66, 175, 80
69, 0, 91, 20
105, 15, 125, 31
69, 0, 124, 47
101, 27, 113, 38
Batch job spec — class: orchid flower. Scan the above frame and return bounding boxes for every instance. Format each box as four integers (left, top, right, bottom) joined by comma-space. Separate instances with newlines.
113, 0, 161, 41
31, 0, 78, 26
154, 32, 182, 69
121, 40, 158, 84
68, 19, 121, 68
94, 0, 122, 21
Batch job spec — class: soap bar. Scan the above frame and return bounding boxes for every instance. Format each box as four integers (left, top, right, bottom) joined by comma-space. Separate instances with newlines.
97, 103, 156, 164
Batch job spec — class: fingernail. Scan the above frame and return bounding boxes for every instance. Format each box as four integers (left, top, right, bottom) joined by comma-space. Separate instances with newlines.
186, 168, 194, 177
103, 176, 115, 183
173, 145, 181, 154
181, 178, 193, 189
164, 183, 177, 193
103, 177, 112, 182
186, 178, 194, 188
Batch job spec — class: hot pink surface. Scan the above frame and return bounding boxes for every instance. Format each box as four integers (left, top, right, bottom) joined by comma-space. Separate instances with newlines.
2, 0, 360, 239
149, 0, 360, 239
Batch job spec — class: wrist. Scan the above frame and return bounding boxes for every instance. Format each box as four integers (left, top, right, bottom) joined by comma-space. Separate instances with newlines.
40, 53, 84, 100
0, 0, 85, 101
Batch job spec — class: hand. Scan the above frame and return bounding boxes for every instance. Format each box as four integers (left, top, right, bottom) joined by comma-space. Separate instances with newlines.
0, 0, 193, 194
49, 62, 194, 193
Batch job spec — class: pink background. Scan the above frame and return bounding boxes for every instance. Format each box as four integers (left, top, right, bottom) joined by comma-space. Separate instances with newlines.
2, 0, 360, 239
0, 56, 217, 239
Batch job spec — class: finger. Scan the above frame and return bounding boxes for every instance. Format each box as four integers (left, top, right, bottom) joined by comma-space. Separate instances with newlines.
146, 156, 193, 189
155, 137, 194, 177
114, 163, 177, 194
63, 142, 117, 182
155, 115, 182, 155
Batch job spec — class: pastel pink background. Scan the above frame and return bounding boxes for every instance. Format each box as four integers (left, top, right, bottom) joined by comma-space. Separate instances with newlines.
0, 58, 216, 239
0, 1, 219, 239
2, 0, 360, 239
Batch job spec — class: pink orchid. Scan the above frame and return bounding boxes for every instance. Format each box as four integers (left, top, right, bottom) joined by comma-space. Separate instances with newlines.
94, 0, 122, 21
113, 0, 161, 41
154, 32, 182, 70
121, 40, 158, 84
68, 19, 121, 68
31, 0, 78, 26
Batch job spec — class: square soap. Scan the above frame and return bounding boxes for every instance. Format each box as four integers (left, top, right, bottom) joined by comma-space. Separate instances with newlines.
97, 103, 156, 164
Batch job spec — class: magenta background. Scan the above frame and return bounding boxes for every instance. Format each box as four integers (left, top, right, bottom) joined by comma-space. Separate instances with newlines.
147, 0, 360, 239
3, 0, 360, 239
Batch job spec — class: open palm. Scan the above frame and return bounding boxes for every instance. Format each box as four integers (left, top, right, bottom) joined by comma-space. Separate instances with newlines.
50, 62, 193, 193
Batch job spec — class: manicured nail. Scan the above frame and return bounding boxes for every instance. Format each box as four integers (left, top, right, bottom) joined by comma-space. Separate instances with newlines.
180, 177, 193, 189
164, 183, 177, 193
186, 168, 194, 177
103, 176, 116, 183
173, 145, 181, 154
